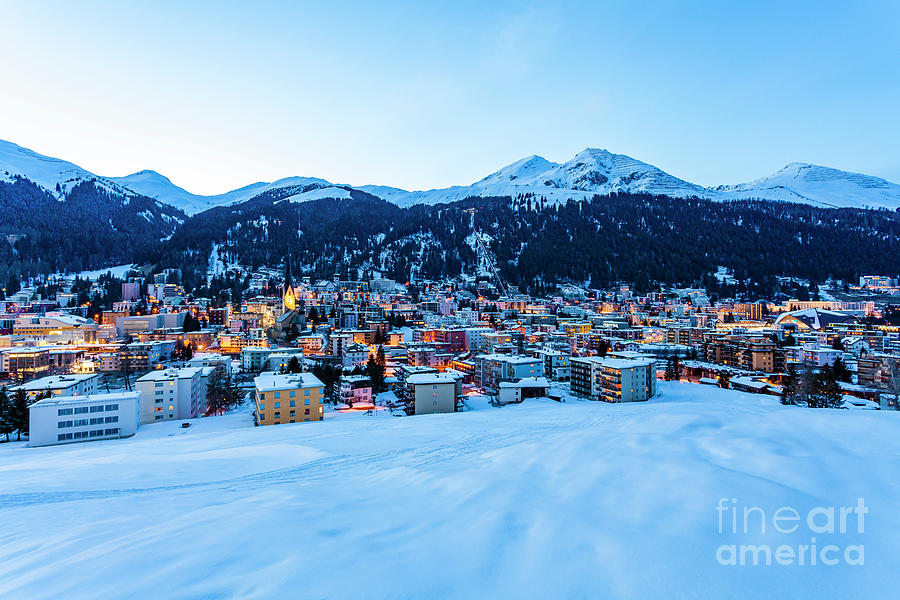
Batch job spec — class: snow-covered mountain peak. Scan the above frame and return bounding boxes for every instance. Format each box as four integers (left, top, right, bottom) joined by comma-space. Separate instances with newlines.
0, 139, 128, 199
2, 138, 898, 212
476, 155, 557, 185
714, 162, 900, 209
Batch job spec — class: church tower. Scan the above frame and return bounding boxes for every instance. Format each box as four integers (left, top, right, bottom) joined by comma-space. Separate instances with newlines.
282, 254, 296, 313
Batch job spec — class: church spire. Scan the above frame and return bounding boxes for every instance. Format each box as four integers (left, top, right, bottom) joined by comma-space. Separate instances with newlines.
283, 254, 296, 312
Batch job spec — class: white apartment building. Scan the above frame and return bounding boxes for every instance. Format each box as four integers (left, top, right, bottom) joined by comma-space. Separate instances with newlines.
342, 343, 369, 368
339, 375, 373, 406
536, 349, 571, 381
464, 327, 494, 353
28, 391, 141, 447
135, 367, 206, 424
187, 353, 233, 377
473, 354, 544, 392
407, 373, 457, 415
12, 373, 99, 399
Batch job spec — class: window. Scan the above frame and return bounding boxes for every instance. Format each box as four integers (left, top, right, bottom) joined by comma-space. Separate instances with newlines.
259, 413, 265, 420
58, 421, 72, 428
105, 416, 118, 423
155, 382, 163, 387
304, 408, 310, 415
74, 419, 88, 427
57, 408, 73, 416
155, 390, 163, 396
289, 390, 296, 397
259, 392, 265, 400
258, 403, 265, 411
89, 405, 104, 413
304, 418, 309, 422
304, 389, 310, 396
304, 398, 310, 405
74, 407, 89, 414
289, 410, 295, 417
155, 415, 162, 420
289, 400, 295, 407
274, 402, 281, 409
57, 433, 73, 441
274, 412, 280, 419
105, 404, 118, 411
90, 417, 103, 425
105, 428, 119, 435
90, 429, 104, 437
274, 391, 281, 399
73, 431, 88, 439
155, 407, 163, 412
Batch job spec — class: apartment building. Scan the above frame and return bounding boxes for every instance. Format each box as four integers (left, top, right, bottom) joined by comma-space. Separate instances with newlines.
12, 373, 99, 399
473, 354, 544, 392
13, 313, 98, 338
701, 336, 782, 373
218, 328, 267, 353
135, 367, 206, 424
253, 372, 325, 425
338, 375, 373, 406
28, 391, 141, 447
407, 373, 457, 415
1, 346, 51, 380
571, 356, 657, 403
186, 353, 233, 377
535, 348, 570, 381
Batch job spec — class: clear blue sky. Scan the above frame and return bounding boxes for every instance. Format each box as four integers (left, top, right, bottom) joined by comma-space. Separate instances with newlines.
1, 0, 898, 194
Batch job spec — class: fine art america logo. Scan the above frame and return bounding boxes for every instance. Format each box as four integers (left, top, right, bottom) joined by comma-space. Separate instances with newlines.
716, 498, 867, 566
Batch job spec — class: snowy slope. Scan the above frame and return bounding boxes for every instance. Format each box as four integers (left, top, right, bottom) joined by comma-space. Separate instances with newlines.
714, 162, 900, 209
110, 170, 270, 215
0, 139, 130, 199
1, 381, 897, 599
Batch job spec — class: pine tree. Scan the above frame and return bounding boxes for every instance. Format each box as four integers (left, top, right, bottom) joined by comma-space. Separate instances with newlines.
367, 346, 386, 394
0, 388, 13, 442
206, 372, 245, 416
781, 365, 799, 406
832, 357, 851, 383
818, 364, 843, 409
287, 356, 302, 373
11, 388, 30, 441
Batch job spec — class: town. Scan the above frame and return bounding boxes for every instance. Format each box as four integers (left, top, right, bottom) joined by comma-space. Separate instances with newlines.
1, 260, 897, 447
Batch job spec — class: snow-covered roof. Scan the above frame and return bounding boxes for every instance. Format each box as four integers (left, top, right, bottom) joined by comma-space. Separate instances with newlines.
254, 372, 324, 391
498, 377, 550, 389
30, 391, 140, 407
406, 373, 456, 386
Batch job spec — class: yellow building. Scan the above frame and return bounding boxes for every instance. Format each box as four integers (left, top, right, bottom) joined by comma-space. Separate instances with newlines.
253, 372, 325, 425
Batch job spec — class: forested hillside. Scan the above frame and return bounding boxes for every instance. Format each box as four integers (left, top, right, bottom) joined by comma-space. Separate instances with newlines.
152, 191, 900, 296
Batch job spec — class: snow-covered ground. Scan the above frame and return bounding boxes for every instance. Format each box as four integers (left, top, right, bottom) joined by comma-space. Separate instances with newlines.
1, 382, 898, 599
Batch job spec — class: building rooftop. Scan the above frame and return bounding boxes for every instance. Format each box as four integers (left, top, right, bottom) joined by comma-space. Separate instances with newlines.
136, 367, 203, 382
499, 377, 550, 389
254, 371, 324, 392
406, 373, 456, 386
12, 373, 97, 391
30, 391, 140, 407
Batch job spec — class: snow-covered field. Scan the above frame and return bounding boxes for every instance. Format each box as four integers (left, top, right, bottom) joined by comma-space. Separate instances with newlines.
1, 382, 898, 599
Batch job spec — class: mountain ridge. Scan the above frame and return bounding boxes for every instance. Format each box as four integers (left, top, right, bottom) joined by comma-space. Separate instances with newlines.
2, 138, 899, 214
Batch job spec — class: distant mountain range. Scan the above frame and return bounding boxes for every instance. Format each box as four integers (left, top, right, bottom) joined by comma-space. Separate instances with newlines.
2, 139, 899, 214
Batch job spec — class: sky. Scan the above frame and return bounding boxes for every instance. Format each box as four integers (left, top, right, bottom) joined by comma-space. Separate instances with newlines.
1, 0, 898, 194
